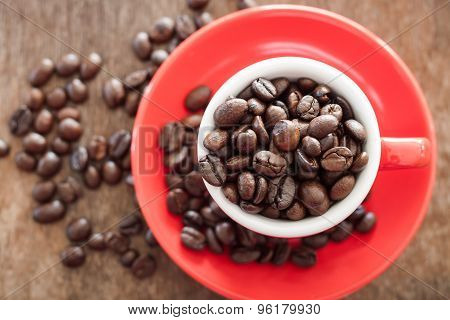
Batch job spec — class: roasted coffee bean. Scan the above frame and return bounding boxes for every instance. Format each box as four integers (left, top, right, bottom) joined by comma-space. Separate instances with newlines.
272, 120, 300, 152
203, 129, 228, 152
185, 85, 211, 111
247, 98, 266, 116
312, 84, 333, 105
88, 233, 107, 250
302, 233, 329, 249
24, 88, 45, 111
124, 91, 140, 116
237, 0, 257, 9
0, 139, 10, 158
355, 211, 376, 233
66, 78, 88, 103
320, 170, 344, 187
286, 90, 302, 116
167, 188, 189, 214
215, 221, 235, 245
165, 173, 184, 189
187, 0, 209, 9
285, 201, 306, 221
253, 176, 268, 204
339, 135, 360, 156
15, 151, 36, 171
182, 114, 203, 129
344, 119, 367, 142
330, 174, 355, 201
150, 17, 175, 43
101, 160, 122, 185
213, 98, 248, 127
56, 53, 80, 76
28, 58, 54, 86
250, 116, 269, 148
34, 109, 53, 134
80, 52, 102, 80
32, 180, 56, 203
335, 95, 354, 120
199, 155, 226, 186
320, 133, 339, 153
237, 85, 253, 100
264, 103, 288, 128
251, 78, 276, 101
297, 77, 317, 94
61, 246, 85, 268
298, 180, 330, 215
23, 132, 47, 154
183, 130, 197, 145
58, 118, 82, 142
222, 183, 240, 204
175, 14, 197, 40
272, 241, 291, 265
272, 77, 290, 98
194, 11, 213, 28
33, 200, 66, 223
105, 231, 130, 253
199, 206, 220, 226
302, 136, 321, 157
205, 228, 223, 254
69, 146, 88, 172
132, 31, 152, 60
297, 95, 319, 120
159, 122, 185, 152
235, 225, 257, 247
210, 198, 228, 217
57, 176, 83, 203
291, 246, 317, 267
321, 147, 353, 172
103, 78, 126, 108
351, 151, 369, 172
240, 201, 265, 214
330, 220, 353, 242
37, 151, 62, 177
87, 135, 107, 161
46, 87, 67, 110
235, 128, 257, 155
131, 254, 157, 279
320, 103, 343, 121
108, 130, 131, 159
307, 115, 339, 139
253, 151, 287, 178
167, 36, 181, 53
188, 197, 205, 211
293, 119, 309, 137
9, 106, 33, 136
225, 155, 250, 172
258, 246, 275, 263
231, 247, 260, 263
119, 215, 142, 236
144, 229, 159, 247
120, 249, 139, 268
181, 226, 205, 250
237, 172, 255, 201
267, 175, 295, 210
347, 205, 366, 224
124, 69, 148, 88
166, 146, 193, 174
66, 217, 91, 242
151, 49, 168, 66
183, 210, 203, 229
261, 206, 281, 219
294, 149, 319, 180
184, 171, 206, 196
51, 137, 71, 155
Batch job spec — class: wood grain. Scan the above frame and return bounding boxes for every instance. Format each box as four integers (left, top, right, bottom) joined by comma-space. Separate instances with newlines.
0, 0, 448, 299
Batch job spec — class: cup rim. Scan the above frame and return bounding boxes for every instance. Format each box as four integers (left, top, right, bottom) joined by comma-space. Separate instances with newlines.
198, 56, 381, 238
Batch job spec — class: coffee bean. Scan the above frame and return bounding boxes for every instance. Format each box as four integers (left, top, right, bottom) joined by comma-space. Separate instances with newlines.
339, 135, 361, 156
264, 103, 288, 128
297, 95, 319, 120
61, 246, 86, 268
46, 87, 67, 110
131, 254, 157, 279
144, 228, 159, 247
239, 201, 265, 214
236, 128, 257, 155
335, 95, 354, 120
320, 103, 343, 121
312, 84, 333, 105
103, 78, 126, 108
119, 215, 142, 236
0, 139, 10, 158
150, 49, 168, 66
187, 0, 209, 9
200, 206, 220, 226
105, 231, 130, 253
257, 245, 274, 263
252, 176, 267, 205
88, 233, 107, 250
86, 135, 107, 161
33, 200, 66, 223
236, 172, 255, 201
204, 227, 223, 254
347, 205, 366, 224
183, 210, 203, 229
166, 146, 193, 174
355, 211, 376, 233
247, 98, 265, 116
124, 69, 148, 88
320, 133, 339, 153
272, 241, 291, 265
321, 147, 353, 172
285, 201, 306, 221
66, 217, 92, 242
56, 53, 80, 76
124, 90, 141, 116
66, 78, 88, 103
221, 183, 239, 204
165, 174, 184, 189
272, 77, 289, 98
57, 176, 83, 203
272, 120, 300, 152
297, 77, 317, 94
330, 174, 355, 201
307, 115, 339, 139
261, 206, 280, 219
194, 11, 213, 28
291, 246, 317, 267
350, 151, 369, 173
184, 85, 211, 112
237, 0, 257, 10
302, 233, 329, 249
24, 88, 45, 111
248, 116, 268, 148
214, 221, 235, 245
224, 155, 249, 172
199, 155, 226, 186
108, 130, 131, 159
167, 188, 189, 214
213, 98, 248, 127
149, 17, 175, 43
80, 52, 103, 80
253, 151, 287, 178
183, 171, 206, 196
175, 14, 197, 40
301, 136, 321, 158
286, 90, 302, 116
23, 132, 47, 154
28, 58, 54, 86
101, 160, 122, 185
36, 151, 62, 177
34, 109, 53, 134
344, 119, 367, 142
181, 226, 205, 250
15, 151, 36, 171
58, 118, 82, 142
237, 85, 253, 100
9, 106, 33, 136
132, 31, 153, 60
252, 78, 276, 101
267, 175, 295, 210
231, 247, 260, 263
203, 129, 228, 152
51, 137, 71, 155
330, 221, 353, 242
120, 249, 139, 268
181, 114, 202, 129
32, 180, 56, 203
298, 180, 330, 215
294, 149, 319, 180
159, 122, 185, 152
70, 146, 89, 172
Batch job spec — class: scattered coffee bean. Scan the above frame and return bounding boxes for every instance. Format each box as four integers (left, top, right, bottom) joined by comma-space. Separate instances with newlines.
120, 249, 140, 268
36, 151, 62, 177
355, 211, 376, 233
194, 11, 213, 28
28, 58, 54, 86
291, 246, 316, 267
150, 17, 175, 43
144, 229, 159, 247
132, 31, 153, 60
108, 130, 131, 159
347, 205, 366, 224
184, 171, 206, 196
105, 231, 130, 254
24, 88, 45, 111
15, 151, 36, 171
237, 0, 257, 10
87, 135, 107, 161
101, 160, 122, 185
70, 146, 89, 172
181, 226, 205, 250
33, 200, 66, 223
32, 180, 56, 203
9, 106, 33, 136
58, 118, 82, 142
151, 49, 169, 66
330, 221, 353, 242
46, 87, 67, 110
124, 91, 141, 116
187, 0, 209, 10
23, 132, 47, 154
83, 165, 102, 189
61, 246, 86, 268
80, 52, 103, 80
231, 247, 260, 263
0, 139, 10, 158
51, 137, 71, 155
272, 241, 291, 265
205, 228, 223, 253
119, 215, 142, 236
34, 109, 53, 134
302, 233, 329, 249
124, 69, 148, 88
88, 233, 107, 250
167, 188, 189, 214
175, 14, 197, 40
131, 254, 156, 279
66, 78, 88, 103
103, 78, 126, 108
57, 176, 83, 204
56, 53, 80, 76
185, 85, 211, 111
66, 217, 92, 242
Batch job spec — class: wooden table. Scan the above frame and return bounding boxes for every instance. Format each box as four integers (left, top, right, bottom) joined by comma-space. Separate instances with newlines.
0, 0, 448, 299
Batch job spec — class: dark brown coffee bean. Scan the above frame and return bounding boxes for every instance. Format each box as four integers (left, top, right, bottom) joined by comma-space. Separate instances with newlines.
0, 139, 9, 158
298, 180, 330, 215
251, 78, 276, 101
226, 155, 251, 172
66, 78, 88, 103
203, 129, 228, 152
120, 249, 139, 268
182, 114, 202, 129
320, 103, 343, 121
150, 17, 175, 43
351, 151, 369, 173
253, 151, 287, 178
88, 233, 107, 250
165, 174, 184, 189
199, 206, 219, 226
344, 119, 367, 142
159, 122, 185, 152
330, 221, 353, 242
32, 180, 56, 203
297, 77, 317, 94
9, 106, 33, 136
194, 11, 213, 28
183, 210, 203, 229
167, 188, 189, 214
86, 135, 107, 161
330, 174, 355, 201
124, 91, 140, 116
37, 151, 62, 177
235, 225, 258, 247
247, 98, 266, 116
119, 215, 142, 236
312, 84, 333, 105
339, 135, 361, 156
221, 183, 239, 204
69, 146, 88, 172
285, 201, 306, 221
294, 119, 309, 137
132, 31, 152, 60
80, 52, 102, 80
214, 222, 235, 245
321, 146, 353, 172
302, 136, 321, 158
24, 88, 45, 111
61, 246, 85, 268
185, 85, 211, 111
56, 53, 80, 76
183, 171, 206, 196
291, 246, 317, 267
198, 155, 226, 186
46, 87, 67, 110
187, 0, 209, 9
105, 231, 130, 253
123, 69, 148, 89
294, 149, 319, 180
261, 207, 280, 219
51, 137, 71, 155
302, 233, 329, 249
101, 160, 122, 185
355, 211, 376, 233
238, 85, 253, 100
320, 133, 339, 153
204, 228, 223, 254
144, 229, 159, 247
236, 128, 257, 155
66, 217, 91, 242
237, 172, 255, 201
15, 151, 36, 171
231, 247, 260, 263
347, 205, 366, 224
239, 201, 265, 214
103, 78, 126, 108
181, 226, 205, 250
307, 115, 339, 139
57, 176, 83, 203
23, 132, 47, 154
175, 14, 197, 40
34, 109, 53, 134
33, 200, 66, 223
213, 98, 248, 127
253, 176, 268, 205
183, 129, 197, 146
272, 77, 289, 98
257, 246, 274, 263
131, 254, 156, 279
286, 90, 302, 116
167, 146, 193, 174
272, 120, 300, 152
150, 49, 168, 66
297, 95, 319, 120
272, 241, 291, 265
188, 197, 204, 211
28, 58, 54, 86
264, 103, 288, 128
267, 175, 296, 210
108, 130, 131, 159
335, 95, 354, 120
58, 118, 82, 142
249, 116, 268, 148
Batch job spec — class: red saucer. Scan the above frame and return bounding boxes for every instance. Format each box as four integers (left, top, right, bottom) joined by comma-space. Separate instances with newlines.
131, 5, 436, 299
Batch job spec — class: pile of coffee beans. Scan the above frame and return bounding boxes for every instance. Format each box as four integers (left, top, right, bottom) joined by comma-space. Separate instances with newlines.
199, 77, 369, 219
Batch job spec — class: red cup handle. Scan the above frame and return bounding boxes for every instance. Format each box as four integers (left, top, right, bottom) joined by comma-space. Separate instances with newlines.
380, 137, 431, 170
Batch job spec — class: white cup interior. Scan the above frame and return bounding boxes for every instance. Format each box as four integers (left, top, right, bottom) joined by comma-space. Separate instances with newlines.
198, 57, 381, 238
